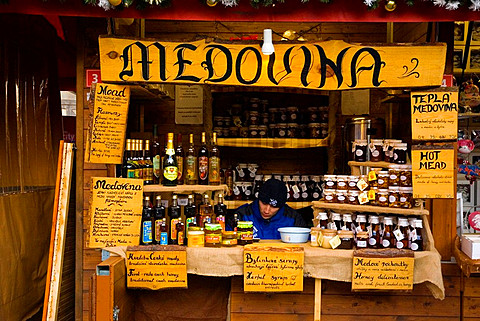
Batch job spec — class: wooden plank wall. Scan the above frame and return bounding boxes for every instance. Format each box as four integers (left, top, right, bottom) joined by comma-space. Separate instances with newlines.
463, 274, 480, 320
231, 264, 461, 321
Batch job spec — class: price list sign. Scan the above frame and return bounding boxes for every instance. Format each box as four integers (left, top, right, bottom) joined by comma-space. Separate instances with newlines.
411, 88, 458, 141
412, 146, 455, 199
352, 249, 414, 291
244, 244, 304, 292
87, 83, 130, 164
126, 246, 187, 290
88, 177, 143, 248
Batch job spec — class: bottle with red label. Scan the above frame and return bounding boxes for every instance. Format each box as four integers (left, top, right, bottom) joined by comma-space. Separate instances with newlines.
162, 133, 178, 186
198, 132, 209, 185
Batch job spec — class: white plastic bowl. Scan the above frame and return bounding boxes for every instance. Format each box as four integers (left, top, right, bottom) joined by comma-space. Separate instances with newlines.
278, 227, 311, 243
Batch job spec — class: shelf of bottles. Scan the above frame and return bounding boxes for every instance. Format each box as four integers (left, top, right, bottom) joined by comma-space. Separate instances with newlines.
143, 184, 228, 194
224, 200, 312, 210
312, 201, 429, 216
217, 137, 328, 149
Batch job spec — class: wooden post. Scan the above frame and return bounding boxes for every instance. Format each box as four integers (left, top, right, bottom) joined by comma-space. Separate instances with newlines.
314, 278, 322, 321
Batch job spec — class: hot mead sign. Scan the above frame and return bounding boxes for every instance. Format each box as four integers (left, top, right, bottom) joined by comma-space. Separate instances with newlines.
99, 37, 446, 90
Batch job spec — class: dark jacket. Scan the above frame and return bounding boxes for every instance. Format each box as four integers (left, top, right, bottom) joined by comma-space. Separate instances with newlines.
226, 199, 307, 239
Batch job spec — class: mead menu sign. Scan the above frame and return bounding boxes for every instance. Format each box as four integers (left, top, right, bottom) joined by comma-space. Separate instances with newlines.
411, 88, 458, 140
88, 177, 143, 248
99, 37, 446, 91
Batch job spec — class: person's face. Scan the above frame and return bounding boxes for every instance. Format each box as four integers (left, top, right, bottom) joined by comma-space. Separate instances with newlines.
259, 200, 280, 220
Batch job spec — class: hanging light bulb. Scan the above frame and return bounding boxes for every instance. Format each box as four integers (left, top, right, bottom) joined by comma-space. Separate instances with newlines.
109, 0, 122, 6
262, 29, 275, 55
206, 0, 218, 6
385, 0, 397, 11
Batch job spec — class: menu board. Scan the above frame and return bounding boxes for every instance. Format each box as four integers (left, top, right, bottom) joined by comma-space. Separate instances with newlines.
412, 146, 455, 199
88, 177, 143, 248
352, 249, 414, 291
126, 246, 187, 290
411, 88, 458, 141
87, 83, 130, 164
243, 244, 304, 292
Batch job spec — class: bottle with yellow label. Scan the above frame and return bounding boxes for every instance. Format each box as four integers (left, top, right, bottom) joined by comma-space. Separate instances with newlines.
162, 132, 178, 186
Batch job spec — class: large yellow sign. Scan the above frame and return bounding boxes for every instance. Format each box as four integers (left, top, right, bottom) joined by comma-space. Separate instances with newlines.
243, 244, 304, 292
411, 88, 458, 140
126, 246, 187, 290
87, 83, 130, 164
412, 147, 455, 199
88, 177, 143, 248
352, 250, 414, 291
99, 37, 446, 91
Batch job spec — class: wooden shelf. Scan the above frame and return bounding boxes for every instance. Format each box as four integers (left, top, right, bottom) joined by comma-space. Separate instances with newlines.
312, 201, 429, 216
224, 200, 312, 210
348, 161, 399, 168
143, 184, 227, 194
217, 138, 328, 149
459, 113, 480, 120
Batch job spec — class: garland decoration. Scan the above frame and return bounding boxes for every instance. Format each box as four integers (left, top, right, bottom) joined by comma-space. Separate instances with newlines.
19, 0, 477, 11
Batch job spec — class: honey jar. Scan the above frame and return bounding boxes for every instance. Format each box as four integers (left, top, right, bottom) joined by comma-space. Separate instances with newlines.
356, 231, 369, 248
377, 171, 390, 189
307, 106, 319, 122
204, 223, 222, 247
229, 126, 239, 137
249, 125, 259, 138
336, 175, 348, 190
222, 231, 238, 247
399, 187, 413, 208
278, 108, 288, 122
399, 165, 412, 187
393, 142, 408, 164
353, 139, 368, 162
347, 175, 359, 190
320, 123, 328, 138
248, 110, 259, 126
388, 186, 401, 208
320, 229, 337, 249
388, 164, 401, 186
268, 124, 277, 138
377, 189, 389, 207
323, 189, 335, 203
347, 190, 360, 205
337, 230, 354, 249
277, 123, 287, 138
323, 175, 337, 189
187, 230, 205, 248
335, 190, 347, 204
287, 123, 298, 138
369, 139, 384, 162
308, 123, 321, 138
310, 227, 322, 247
258, 125, 268, 138
237, 221, 254, 245
287, 106, 299, 122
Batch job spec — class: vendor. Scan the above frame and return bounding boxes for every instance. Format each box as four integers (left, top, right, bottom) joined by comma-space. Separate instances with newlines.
227, 178, 307, 239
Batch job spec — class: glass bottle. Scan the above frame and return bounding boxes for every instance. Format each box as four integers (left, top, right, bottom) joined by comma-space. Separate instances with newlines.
311, 176, 322, 201
381, 217, 394, 248
152, 125, 162, 184
224, 166, 234, 200
175, 133, 185, 185
176, 217, 185, 245
368, 215, 381, 248
185, 194, 197, 229
214, 194, 227, 230
355, 214, 367, 232
410, 219, 423, 251
169, 195, 181, 244
342, 213, 353, 231
198, 132, 209, 185
233, 213, 240, 231
396, 218, 410, 249
159, 218, 168, 245
209, 132, 221, 185
137, 140, 145, 180
132, 140, 142, 180
143, 140, 154, 185
162, 133, 178, 186
198, 194, 213, 228
318, 212, 329, 229
332, 212, 342, 230
123, 139, 136, 179
185, 133, 198, 185
140, 196, 153, 245
153, 195, 166, 245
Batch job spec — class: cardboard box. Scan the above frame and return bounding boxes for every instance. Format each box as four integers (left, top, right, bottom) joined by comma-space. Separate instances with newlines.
461, 234, 480, 260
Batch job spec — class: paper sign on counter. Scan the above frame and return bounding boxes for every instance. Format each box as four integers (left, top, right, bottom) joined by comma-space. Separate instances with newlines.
352, 249, 414, 291
126, 246, 187, 290
87, 83, 130, 164
411, 88, 458, 141
412, 146, 455, 198
88, 177, 143, 248
244, 244, 304, 292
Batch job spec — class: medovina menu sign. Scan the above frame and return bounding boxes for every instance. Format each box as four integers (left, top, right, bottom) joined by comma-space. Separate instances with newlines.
99, 37, 446, 91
